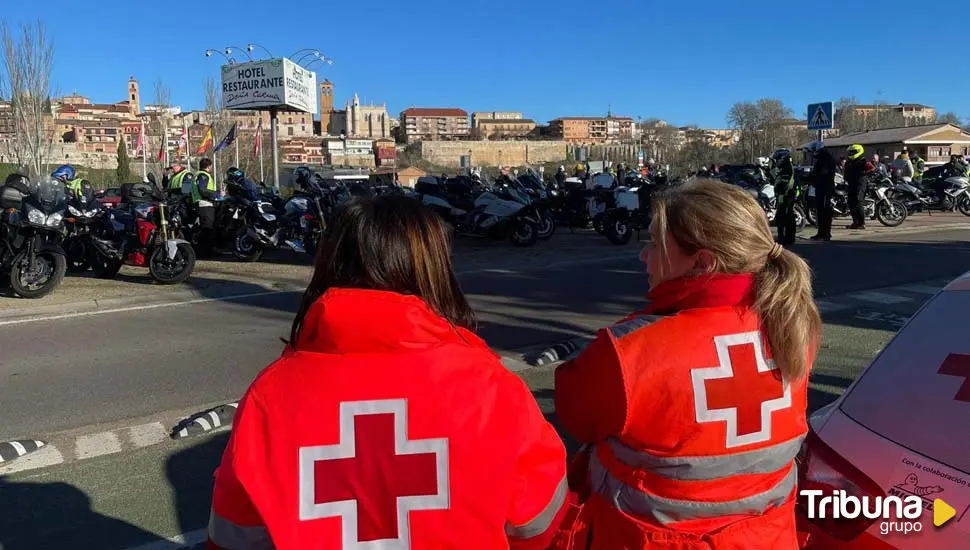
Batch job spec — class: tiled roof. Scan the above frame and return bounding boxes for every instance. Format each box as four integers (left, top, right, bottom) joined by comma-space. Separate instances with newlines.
816, 124, 966, 148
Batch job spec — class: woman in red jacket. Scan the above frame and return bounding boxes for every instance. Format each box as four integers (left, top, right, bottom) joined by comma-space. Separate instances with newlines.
555, 179, 822, 549
208, 195, 569, 549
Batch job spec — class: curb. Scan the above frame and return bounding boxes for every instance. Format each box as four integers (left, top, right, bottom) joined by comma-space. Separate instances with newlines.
812, 221, 969, 240
171, 403, 239, 439
526, 337, 593, 367
0, 281, 306, 326
0, 439, 46, 462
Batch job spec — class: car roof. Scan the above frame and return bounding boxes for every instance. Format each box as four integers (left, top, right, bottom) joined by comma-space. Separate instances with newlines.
839, 269, 970, 474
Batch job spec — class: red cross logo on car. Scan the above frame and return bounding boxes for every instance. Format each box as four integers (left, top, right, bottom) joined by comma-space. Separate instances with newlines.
937, 353, 970, 403
691, 332, 792, 448
299, 399, 450, 547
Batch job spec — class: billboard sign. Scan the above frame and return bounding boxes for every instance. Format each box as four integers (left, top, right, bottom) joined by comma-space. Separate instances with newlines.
221, 57, 318, 114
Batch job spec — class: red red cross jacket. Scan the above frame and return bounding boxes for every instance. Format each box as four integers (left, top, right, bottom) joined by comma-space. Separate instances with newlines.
207, 288, 570, 549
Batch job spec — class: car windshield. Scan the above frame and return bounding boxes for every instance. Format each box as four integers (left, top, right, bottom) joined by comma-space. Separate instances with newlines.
839, 283, 970, 474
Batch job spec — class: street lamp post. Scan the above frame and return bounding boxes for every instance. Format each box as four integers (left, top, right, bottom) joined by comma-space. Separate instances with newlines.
246, 43, 275, 59
224, 46, 254, 62
204, 49, 234, 65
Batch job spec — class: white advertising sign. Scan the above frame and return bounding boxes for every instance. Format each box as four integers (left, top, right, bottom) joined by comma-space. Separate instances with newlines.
221, 57, 317, 114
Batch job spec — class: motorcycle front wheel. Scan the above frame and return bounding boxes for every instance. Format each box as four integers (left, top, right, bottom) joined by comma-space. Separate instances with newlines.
958, 195, 970, 217
603, 211, 633, 245
88, 247, 123, 279
509, 219, 538, 247
536, 212, 556, 240
149, 243, 196, 284
10, 249, 66, 299
233, 229, 264, 262
876, 200, 908, 227
63, 236, 91, 273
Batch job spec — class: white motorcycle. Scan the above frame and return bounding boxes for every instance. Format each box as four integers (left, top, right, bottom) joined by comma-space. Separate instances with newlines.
415, 177, 540, 247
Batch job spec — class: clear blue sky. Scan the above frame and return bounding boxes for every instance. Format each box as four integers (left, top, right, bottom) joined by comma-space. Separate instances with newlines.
4, 0, 967, 128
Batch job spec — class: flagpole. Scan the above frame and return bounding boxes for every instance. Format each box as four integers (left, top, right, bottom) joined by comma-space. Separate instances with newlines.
235, 134, 239, 168
183, 117, 191, 171
258, 118, 265, 184
141, 119, 146, 179
162, 115, 168, 167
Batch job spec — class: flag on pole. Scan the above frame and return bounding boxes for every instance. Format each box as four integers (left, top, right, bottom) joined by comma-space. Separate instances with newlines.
254, 118, 262, 156
213, 123, 237, 153
196, 126, 214, 155
157, 139, 165, 162
177, 125, 187, 158
134, 122, 144, 156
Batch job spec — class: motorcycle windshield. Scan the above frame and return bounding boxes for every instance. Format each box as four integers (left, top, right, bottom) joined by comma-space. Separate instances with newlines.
33, 178, 67, 213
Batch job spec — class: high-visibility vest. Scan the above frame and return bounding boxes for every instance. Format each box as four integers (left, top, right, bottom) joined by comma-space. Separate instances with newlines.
66, 177, 84, 198
169, 170, 190, 191
191, 170, 216, 203
556, 304, 809, 549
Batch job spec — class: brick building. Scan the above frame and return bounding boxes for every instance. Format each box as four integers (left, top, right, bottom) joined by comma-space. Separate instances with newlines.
549, 116, 635, 144
476, 118, 536, 140
399, 108, 469, 143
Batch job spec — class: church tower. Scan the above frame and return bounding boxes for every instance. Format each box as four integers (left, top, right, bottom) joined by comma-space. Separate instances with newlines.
319, 80, 334, 134
128, 76, 140, 116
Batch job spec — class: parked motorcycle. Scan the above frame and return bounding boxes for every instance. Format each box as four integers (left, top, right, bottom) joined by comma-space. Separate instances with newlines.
805, 173, 908, 227
514, 171, 556, 240
231, 185, 316, 262
891, 173, 970, 217
0, 178, 68, 298
415, 176, 540, 247
63, 182, 103, 272
88, 184, 196, 284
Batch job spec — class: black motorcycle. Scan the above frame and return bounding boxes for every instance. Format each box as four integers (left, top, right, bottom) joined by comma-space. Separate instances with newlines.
0, 178, 68, 298
63, 182, 103, 272
890, 168, 970, 216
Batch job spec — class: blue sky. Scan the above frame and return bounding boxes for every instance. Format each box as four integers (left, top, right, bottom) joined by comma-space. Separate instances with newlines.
4, 0, 967, 128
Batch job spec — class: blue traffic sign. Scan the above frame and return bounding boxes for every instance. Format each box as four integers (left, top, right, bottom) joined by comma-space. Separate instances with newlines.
807, 102, 834, 131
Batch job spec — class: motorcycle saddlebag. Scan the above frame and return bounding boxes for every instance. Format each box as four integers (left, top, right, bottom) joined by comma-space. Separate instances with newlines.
0, 185, 26, 210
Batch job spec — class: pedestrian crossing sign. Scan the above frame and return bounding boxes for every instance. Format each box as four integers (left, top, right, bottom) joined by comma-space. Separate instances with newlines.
808, 102, 834, 130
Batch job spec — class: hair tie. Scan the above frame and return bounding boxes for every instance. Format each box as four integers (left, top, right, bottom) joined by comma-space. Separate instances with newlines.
768, 243, 784, 260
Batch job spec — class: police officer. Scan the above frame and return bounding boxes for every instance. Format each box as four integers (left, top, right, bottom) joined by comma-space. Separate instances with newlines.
771, 148, 797, 244
806, 141, 836, 241
167, 163, 192, 195
844, 144, 875, 229
910, 150, 926, 182
193, 158, 218, 256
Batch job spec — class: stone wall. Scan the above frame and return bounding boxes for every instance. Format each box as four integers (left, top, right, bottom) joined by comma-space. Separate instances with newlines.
417, 140, 567, 168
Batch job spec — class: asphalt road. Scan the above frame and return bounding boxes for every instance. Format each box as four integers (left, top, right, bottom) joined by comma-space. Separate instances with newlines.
0, 225, 968, 549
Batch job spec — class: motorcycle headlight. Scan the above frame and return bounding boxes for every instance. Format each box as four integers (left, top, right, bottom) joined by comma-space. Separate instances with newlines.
85, 209, 100, 217
26, 207, 46, 225
46, 212, 63, 227
68, 205, 82, 216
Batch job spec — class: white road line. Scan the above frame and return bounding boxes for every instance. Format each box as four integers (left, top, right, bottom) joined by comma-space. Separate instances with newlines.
898, 284, 944, 295
850, 291, 911, 305
128, 422, 169, 448
0, 290, 291, 327
123, 528, 208, 550
815, 300, 851, 313
75, 431, 123, 460
0, 444, 64, 474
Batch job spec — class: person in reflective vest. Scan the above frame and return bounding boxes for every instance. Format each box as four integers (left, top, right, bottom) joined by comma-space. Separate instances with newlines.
553, 180, 820, 549
207, 195, 570, 550
168, 164, 191, 194
910, 151, 925, 182
771, 148, 797, 245
51, 164, 83, 199
193, 158, 217, 256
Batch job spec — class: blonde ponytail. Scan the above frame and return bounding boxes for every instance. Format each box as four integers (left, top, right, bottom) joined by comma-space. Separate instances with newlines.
651, 179, 822, 381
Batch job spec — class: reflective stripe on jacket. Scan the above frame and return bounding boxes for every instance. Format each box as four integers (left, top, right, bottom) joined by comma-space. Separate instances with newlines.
192, 170, 216, 203
555, 306, 809, 549
169, 170, 189, 191
207, 289, 570, 549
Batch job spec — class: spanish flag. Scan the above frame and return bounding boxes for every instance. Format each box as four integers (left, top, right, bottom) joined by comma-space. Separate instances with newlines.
196, 126, 214, 155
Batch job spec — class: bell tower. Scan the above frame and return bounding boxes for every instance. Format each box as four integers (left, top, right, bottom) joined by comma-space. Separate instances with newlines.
128, 76, 140, 116
319, 80, 334, 135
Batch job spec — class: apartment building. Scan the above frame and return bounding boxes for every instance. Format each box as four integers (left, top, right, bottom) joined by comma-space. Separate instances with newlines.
549, 116, 635, 144
399, 108, 469, 143
471, 111, 522, 127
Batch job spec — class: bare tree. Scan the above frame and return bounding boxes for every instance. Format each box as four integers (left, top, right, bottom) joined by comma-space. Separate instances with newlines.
937, 112, 961, 125
1, 20, 56, 176
146, 79, 172, 176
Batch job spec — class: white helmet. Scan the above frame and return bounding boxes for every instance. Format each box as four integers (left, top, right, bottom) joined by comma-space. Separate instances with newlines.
757, 156, 770, 168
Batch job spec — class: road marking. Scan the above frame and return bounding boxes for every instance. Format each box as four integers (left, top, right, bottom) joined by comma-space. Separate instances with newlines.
0, 444, 64, 474
123, 528, 208, 550
128, 422, 169, 448
75, 431, 123, 460
815, 300, 851, 313
0, 289, 293, 327
850, 291, 911, 305
898, 284, 944, 295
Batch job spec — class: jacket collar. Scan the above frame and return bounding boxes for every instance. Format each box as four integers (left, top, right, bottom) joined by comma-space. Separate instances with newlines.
295, 288, 490, 356
644, 272, 756, 315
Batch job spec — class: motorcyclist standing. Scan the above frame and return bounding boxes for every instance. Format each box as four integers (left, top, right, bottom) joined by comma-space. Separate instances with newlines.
52, 164, 84, 199
167, 164, 193, 195
844, 144, 875, 229
892, 151, 914, 183
771, 148, 797, 245
555, 165, 567, 187
910, 150, 926, 182
192, 158, 218, 256
806, 142, 836, 241
225, 167, 259, 202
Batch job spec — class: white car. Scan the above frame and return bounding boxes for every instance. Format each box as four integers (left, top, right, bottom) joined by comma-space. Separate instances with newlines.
797, 270, 970, 548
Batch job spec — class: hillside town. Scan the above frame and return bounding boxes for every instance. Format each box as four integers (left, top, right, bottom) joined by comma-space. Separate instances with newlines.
4, 74, 968, 180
